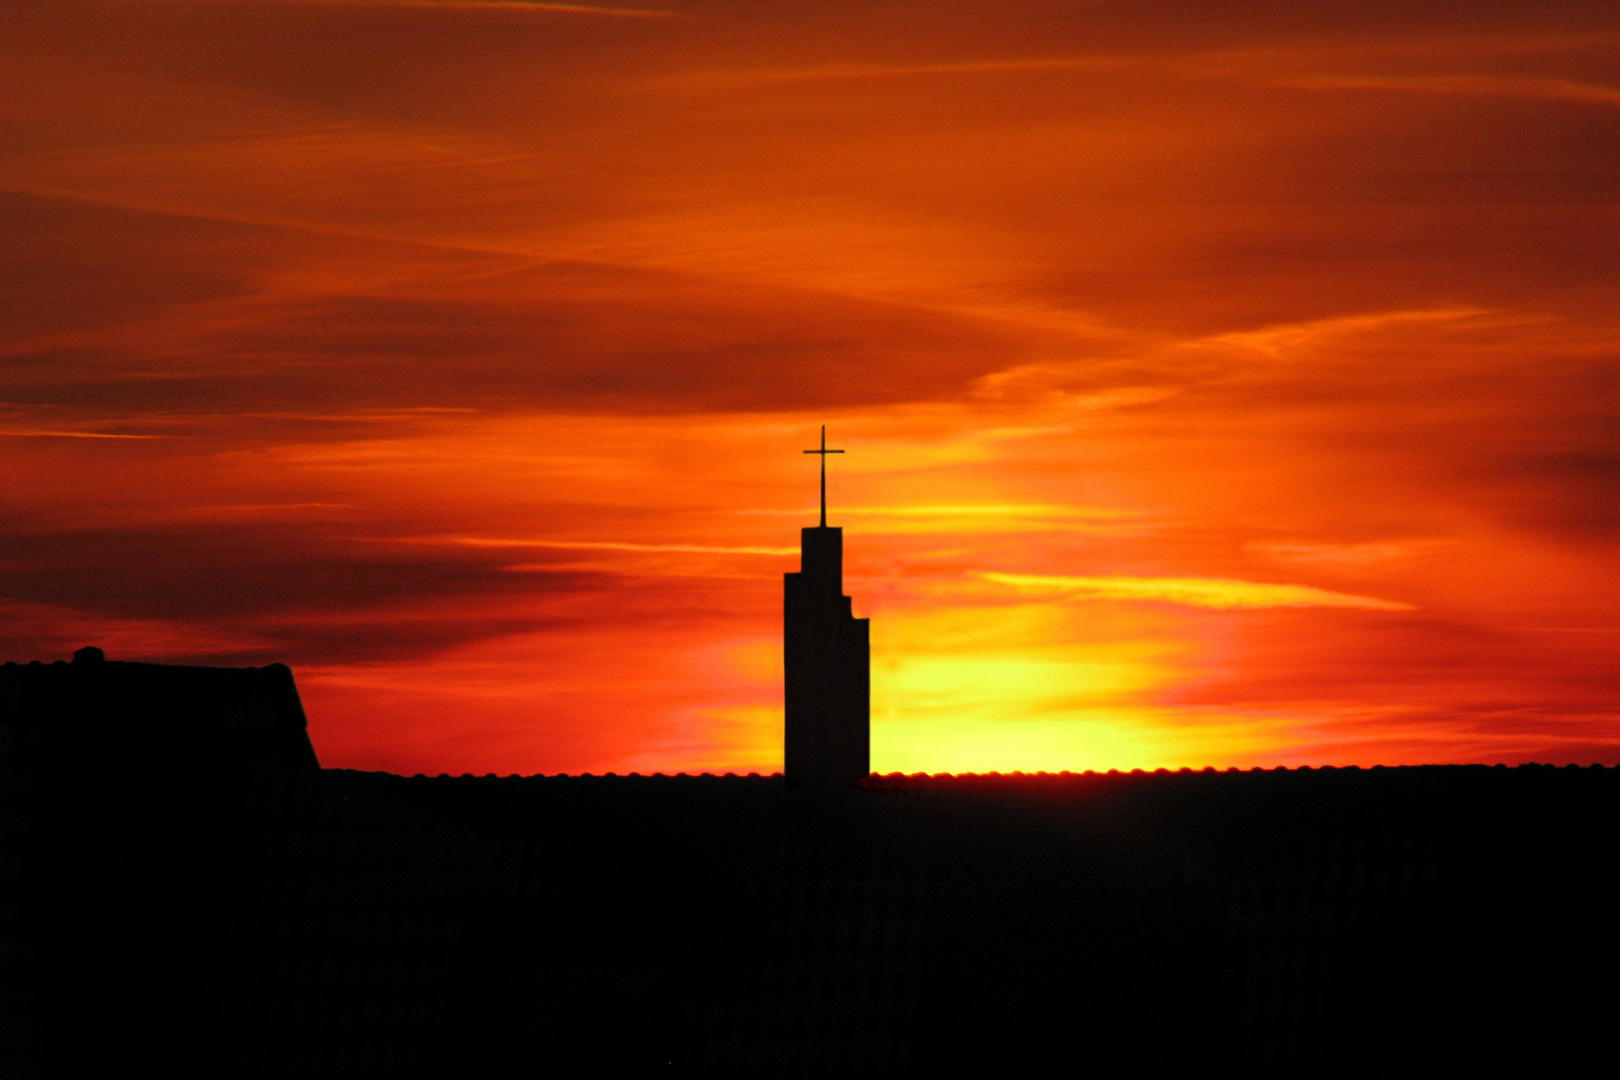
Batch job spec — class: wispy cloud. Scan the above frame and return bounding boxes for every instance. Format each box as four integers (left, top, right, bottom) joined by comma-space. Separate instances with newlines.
189, 0, 682, 17
663, 55, 1131, 89
980, 573, 1415, 611
0, 429, 172, 439
1202, 308, 1493, 359
1248, 540, 1445, 567
740, 505, 1136, 520
399, 536, 797, 556
1294, 75, 1620, 108
738, 505, 1147, 537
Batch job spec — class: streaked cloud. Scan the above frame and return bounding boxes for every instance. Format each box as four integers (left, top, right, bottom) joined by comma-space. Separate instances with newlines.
1295, 74, 1620, 108
411, 535, 797, 556
739, 504, 1145, 535
979, 573, 1416, 611
1200, 308, 1494, 360
840, 505, 1135, 520
187, 0, 681, 16
663, 55, 1134, 89
0, 429, 173, 440
1247, 540, 1445, 567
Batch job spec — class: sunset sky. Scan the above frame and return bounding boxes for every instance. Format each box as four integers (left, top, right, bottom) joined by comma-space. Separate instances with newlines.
3, 1, 1617, 773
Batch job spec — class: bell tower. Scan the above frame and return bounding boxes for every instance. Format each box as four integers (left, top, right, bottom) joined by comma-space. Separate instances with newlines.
783, 427, 870, 782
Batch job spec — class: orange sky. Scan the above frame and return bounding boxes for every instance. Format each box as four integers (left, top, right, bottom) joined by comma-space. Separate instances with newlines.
3, 1, 1617, 773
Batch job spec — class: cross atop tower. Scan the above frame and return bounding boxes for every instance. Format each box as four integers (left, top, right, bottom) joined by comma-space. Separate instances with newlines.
803, 424, 845, 528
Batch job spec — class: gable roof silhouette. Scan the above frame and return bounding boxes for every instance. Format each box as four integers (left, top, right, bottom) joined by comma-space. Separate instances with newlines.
1, 646, 319, 773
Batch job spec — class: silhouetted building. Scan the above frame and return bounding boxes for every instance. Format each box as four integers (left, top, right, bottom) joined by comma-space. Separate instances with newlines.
783, 427, 869, 781
0, 645, 320, 773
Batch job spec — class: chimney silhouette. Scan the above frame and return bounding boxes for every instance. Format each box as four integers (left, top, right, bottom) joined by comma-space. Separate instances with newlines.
783, 427, 870, 782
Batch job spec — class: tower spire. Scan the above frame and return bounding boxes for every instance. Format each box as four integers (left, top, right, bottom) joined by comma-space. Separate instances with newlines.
803, 424, 844, 527
785, 425, 869, 783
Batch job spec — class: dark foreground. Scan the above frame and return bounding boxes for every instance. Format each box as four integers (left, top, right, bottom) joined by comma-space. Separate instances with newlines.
10, 763, 1620, 1077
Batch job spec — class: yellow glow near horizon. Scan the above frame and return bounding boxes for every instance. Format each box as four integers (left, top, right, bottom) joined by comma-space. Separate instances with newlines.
871, 707, 1293, 774
868, 600, 1205, 772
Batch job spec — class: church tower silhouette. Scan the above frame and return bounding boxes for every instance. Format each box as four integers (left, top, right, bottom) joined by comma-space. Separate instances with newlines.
783, 426, 870, 782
